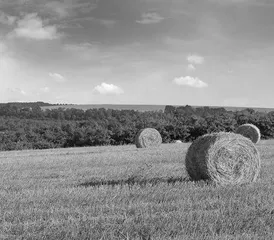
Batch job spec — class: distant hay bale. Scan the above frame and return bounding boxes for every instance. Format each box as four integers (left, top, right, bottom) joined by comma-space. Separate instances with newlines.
236, 123, 261, 144
185, 132, 261, 185
135, 128, 162, 148
175, 140, 182, 144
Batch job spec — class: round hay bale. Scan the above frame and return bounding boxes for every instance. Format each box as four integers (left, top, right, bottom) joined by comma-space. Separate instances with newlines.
236, 123, 260, 144
185, 132, 261, 185
135, 128, 162, 148
175, 140, 182, 144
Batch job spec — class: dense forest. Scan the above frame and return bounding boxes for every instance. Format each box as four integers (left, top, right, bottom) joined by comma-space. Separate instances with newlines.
0, 102, 273, 151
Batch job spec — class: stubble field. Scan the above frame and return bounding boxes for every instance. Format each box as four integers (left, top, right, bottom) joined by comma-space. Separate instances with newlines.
0, 140, 274, 239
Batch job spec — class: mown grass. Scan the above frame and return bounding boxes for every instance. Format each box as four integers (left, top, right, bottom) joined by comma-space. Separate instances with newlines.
0, 141, 273, 239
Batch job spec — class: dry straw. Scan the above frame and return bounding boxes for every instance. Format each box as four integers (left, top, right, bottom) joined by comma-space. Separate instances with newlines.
236, 123, 261, 144
185, 132, 261, 185
135, 128, 162, 148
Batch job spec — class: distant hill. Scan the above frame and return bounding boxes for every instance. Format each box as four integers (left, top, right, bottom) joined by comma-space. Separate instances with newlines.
41, 104, 274, 113
0, 102, 57, 108
41, 104, 166, 112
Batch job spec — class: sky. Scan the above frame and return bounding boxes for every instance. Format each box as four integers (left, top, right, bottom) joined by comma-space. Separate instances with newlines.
1, 0, 274, 107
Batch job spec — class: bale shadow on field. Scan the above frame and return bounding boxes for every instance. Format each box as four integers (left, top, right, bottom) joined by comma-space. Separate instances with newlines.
78, 176, 190, 188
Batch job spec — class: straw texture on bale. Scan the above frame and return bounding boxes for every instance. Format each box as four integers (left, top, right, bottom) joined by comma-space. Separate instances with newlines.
236, 123, 261, 144
135, 128, 162, 148
185, 132, 261, 185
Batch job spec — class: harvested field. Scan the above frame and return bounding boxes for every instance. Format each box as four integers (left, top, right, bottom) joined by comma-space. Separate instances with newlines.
0, 141, 274, 239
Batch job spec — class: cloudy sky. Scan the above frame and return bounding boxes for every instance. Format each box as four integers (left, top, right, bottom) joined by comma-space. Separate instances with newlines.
1, 0, 274, 107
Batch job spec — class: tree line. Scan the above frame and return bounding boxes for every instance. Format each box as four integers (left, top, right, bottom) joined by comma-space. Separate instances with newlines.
0, 102, 273, 151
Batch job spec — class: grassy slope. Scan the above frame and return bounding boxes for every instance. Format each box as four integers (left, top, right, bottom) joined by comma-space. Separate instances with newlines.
0, 142, 274, 239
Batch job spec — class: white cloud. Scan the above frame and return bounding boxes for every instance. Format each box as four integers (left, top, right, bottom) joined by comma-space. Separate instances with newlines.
0, 11, 17, 25
173, 76, 208, 88
7, 87, 27, 95
187, 64, 196, 71
187, 54, 204, 64
0, 0, 97, 20
93, 82, 124, 95
136, 12, 164, 24
12, 13, 59, 40
49, 72, 66, 82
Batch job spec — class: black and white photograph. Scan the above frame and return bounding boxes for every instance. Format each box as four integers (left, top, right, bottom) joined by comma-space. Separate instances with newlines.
0, 0, 274, 239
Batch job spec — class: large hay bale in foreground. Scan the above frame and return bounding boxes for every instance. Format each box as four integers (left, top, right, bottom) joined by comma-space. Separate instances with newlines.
185, 132, 261, 185
236, 123, 261, 144
135, 128, 162, 148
